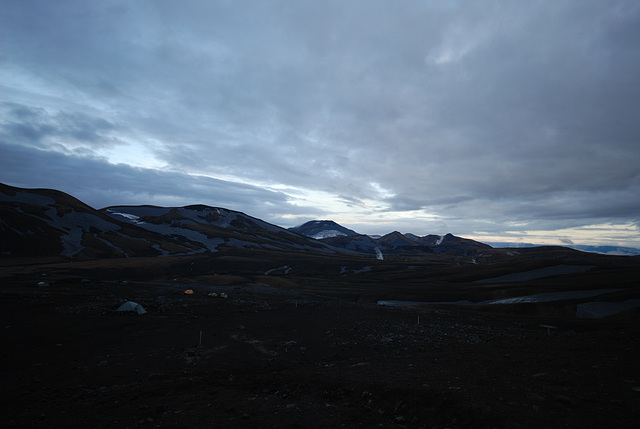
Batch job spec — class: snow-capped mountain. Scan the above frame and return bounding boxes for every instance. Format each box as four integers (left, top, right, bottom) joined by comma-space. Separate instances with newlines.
289, 220, 359, 239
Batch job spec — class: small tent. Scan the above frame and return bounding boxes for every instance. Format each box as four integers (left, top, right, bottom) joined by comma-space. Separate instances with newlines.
116, 301, 147, 315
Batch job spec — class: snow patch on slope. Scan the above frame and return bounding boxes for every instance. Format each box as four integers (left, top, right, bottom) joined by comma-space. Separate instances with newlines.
40, 207, 120, 257
312, 230, 347, 239
106, 209, 145, 224
265, 266, 291, 275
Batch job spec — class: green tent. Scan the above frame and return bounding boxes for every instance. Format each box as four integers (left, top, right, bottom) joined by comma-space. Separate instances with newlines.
116, 301, 147, 315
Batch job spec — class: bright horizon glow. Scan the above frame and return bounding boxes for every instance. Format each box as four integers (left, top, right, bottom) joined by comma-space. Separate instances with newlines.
468, 222, 640, 248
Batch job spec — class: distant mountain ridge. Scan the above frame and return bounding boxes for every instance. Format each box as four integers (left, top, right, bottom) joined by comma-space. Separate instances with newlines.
290, 221, 492, 258
1, 183, 492, 260
488, 242, 640, 256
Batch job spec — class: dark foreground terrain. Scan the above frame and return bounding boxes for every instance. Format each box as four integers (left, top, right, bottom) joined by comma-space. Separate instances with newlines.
2, 274, 639, 428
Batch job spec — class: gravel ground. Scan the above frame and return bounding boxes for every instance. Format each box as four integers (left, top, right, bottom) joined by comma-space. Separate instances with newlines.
2, 279, 639, 428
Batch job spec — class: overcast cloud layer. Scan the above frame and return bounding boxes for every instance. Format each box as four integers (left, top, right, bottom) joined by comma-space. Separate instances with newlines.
2, 0, 640, 246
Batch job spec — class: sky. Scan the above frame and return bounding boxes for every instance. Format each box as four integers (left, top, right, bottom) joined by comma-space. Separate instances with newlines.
2, 0, 640, 247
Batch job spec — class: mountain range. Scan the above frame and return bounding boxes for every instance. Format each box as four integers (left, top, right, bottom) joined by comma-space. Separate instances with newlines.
0, 183, 501, 261
0, 183, 332, 260
289, 222, 492, 259
2, 182, 637, 261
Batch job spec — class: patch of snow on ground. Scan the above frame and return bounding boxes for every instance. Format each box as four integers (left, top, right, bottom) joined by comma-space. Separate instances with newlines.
225, 238, 259, 248
43, 208, 120, 257
106, 209, 145, 224
0, 219, 26, 236
149, 243, 169, 256
60, 228, 84, 257
107, 206, 170, 218
179, 207, 237, 227
49, 208, 120, 234
94, 235, 129, 257
341, 266, 373, 275
312, 230, 347, 239
120, 220, 222, 252
483, 288, 623, 304
265, 266, 290, 275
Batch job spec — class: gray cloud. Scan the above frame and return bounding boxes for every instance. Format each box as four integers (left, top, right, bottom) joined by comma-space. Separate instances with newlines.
0, 103, 117, 150
1, 0, 640, 245
0, 141, 317, 225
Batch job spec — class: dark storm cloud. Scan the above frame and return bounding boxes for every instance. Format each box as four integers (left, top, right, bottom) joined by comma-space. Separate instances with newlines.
0, 103, 116, 149
1, 1, 640, 244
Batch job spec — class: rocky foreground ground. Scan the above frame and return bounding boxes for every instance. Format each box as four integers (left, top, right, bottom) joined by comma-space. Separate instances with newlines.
2, 279, 639, 428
